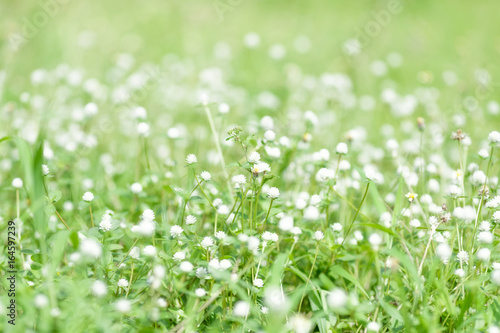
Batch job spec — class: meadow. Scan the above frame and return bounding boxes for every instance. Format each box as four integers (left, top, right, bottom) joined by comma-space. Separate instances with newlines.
1, 0, 500, 332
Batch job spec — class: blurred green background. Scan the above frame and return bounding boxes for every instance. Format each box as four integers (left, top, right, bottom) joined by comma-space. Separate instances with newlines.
2, 0, 500, 86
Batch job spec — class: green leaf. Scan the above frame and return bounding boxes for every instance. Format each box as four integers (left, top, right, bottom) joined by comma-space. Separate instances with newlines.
329, 266, 369, 298
359, 223, 396, 236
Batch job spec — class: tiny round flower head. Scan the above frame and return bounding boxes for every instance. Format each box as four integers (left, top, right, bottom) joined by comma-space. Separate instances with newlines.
12, 178, 23, 188
218, 103, 229, 114
405, 192, 418, 203
99, 218, 112, 232
137, 122, 150, 136
179, 261, 194, 273
233, 301, 250, 317
491, 270, 500, 285
115, 299, 131, 313
479, 149, 490, 159
142, 209, 155, 221
129, 246, 140, 259
331, 223, 343, 232
409, 219, 421, 228
213, 198, 223, 207
478, 231, 493, 244
368, 233, 383, 249
456, 250, 469, 264
435, 244, 452, 265
251, 162, 271, 174
367, 322, 381, 332
310, 194, 322, 206
327, 288, 348, 309
91, 280, 108, 297
219, 259, 232, 270
232, 174, 246, 186
335, 142, 348, 155
493, 211, 500, 222
448, 185, 461, 197
170, 225, 184, 238
477, 248, 491, 262
42, 164, 49, 176
488, 131, 500, 144
195, 288, 206, 297
142, 245, 157, 257
267, 187, 280, 199
186, 154, 197, 165
253, 278, 264, 288
490, 326, 500, 333
261, 306, 269, 314
201, 236, 214, 249
314, 230, 324, 241
215, 231, 227, 240
248, 151, 261, 163
454, 268, 465, 278
34, 294, 49, 308
185, 215, 197, 225
200, 171, 211, 181
130, 182, 143, 194
117, 278, 129, 288
82, 191, 94, 202
79, 238, 102, 258
173, 251, 186, 262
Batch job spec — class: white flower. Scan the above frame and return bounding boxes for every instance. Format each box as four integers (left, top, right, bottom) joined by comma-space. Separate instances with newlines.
327, 288, 348, 309
252, 162, 271, 174
12, 178, 23, 188
316, 168, 335, 182
493, 211, 500, 222
179, 261, 194, 273
304, 206, 319, 220
91, 280, 107, 297
42, 164, 49, 176
130, 182, 143, 194
480, 221, 491, 231
232, 174, 246, 186
215, 231, 227, 240
195, 288, 206, 297
79, 238, 102, 258
233, 301, 250, 317
447, 185, 461, 197
34, 294, 49, 308
186, 154, 197, 165
115, 299, 131, 313
405, 192, 418, 203
220, 259, 232, 270
200, 171, 211, 181
367, 322, 381, 332
436, 243, 452, 263
201, 236, 214, 249
133, 219, 156, 236
314, 231, 324, 241
264, 130, 276, 141
310, 194, 322, 205
173, 251, 186, 262
409, 219, 421, 228
486, 197, 500, 208
99, 218, 112, 232
279, 216, 294, 231
248, 151, 261, 163
470, 171, 486, 186
218, 103, 229, 114
267, 187, 280, 199
253, 278, 264, 288
477, 248, 491, 262
479, 149, 489, 159
491, 270, 500, 285
142, 245, 157, 257
82, 191, 94, 202
478, 231, 493, 244
454, 268, 465, 278
331, 223, 343, 232
137, 122, 150, 136
213, 198, 223, 207
335, 142, 348, 154
170, 225, 184, 238
368, 233, 383, 249
488, 131, 500, 144
261, 306, 269, 314
262, 232, 279, 242
185, 215, 197, 225
142, 209, 155, 221
456, 250, 469, 264
117, 278, 129, 288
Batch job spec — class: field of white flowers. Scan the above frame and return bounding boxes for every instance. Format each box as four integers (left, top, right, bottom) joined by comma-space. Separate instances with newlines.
2, 0, 500, 332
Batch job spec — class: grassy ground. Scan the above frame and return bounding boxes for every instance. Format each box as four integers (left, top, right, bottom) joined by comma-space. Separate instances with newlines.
1, 0, 500, 332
